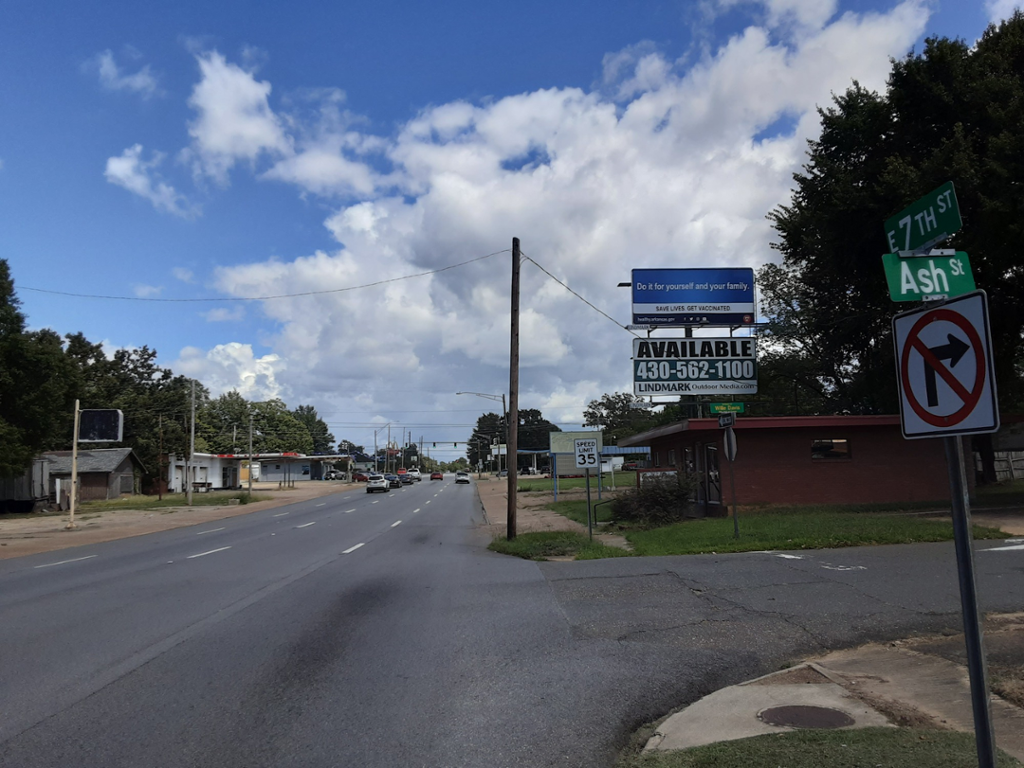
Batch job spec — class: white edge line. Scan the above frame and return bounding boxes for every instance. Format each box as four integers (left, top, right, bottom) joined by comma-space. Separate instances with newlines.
342, 543, 365, 554
296, 522, 316, 529
391, 520, 402, 527
197, 527, 226, 535
34, 554, 98, 569
186, 546, 232, 560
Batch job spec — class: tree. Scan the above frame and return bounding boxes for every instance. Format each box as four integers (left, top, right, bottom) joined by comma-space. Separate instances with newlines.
292, 405, 335, 454
0, 260, 76, 477
583, 392, 655, 444
251, 400, 313, 455
467, 412, 502, 469
765, 13, 1024, 416
201, 391, 252, 454
336, 439, 364, 456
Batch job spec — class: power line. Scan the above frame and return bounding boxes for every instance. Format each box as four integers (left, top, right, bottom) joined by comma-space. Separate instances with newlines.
520, 251, 640, 338
20, 249, 511, 303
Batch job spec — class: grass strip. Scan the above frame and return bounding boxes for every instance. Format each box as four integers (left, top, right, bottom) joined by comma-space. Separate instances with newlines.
79, 492, 272, 512
517, 474, 638, 492
618, 727, 1024, 768
625, 510, 1008, 556
488, 531, 631, 561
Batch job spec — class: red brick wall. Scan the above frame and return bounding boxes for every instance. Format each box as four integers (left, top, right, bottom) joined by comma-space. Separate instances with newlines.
653, 425, 958, 506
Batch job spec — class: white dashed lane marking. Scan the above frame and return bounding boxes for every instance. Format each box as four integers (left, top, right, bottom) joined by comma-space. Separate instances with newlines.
983, 543, 1024, 552
34, 555, 97, 569
392, 520, 402, 528
197, 527, 225, 535
296, 522, 316, 529
187, 547, 231, 560
273, 512, 289, 517
315, 503, 326, 507
413, 508, 420, 514
344, 509, 356, 514
342, 543, 365, 554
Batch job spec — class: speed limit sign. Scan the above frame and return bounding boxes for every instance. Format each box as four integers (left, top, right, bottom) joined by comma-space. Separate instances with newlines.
574, 438, 599, 470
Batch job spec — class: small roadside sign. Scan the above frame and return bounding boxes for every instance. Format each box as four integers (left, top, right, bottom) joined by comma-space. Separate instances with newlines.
892, 290, 999, 439
884, 182, 961, 254
718, 413, 736, 428
723, 426, 737, 462
710, 403, 745, 414
574, 438, 599, 470
882, 251, 975, 302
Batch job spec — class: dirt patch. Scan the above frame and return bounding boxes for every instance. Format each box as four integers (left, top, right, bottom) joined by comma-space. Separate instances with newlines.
895, 613, 1024, 709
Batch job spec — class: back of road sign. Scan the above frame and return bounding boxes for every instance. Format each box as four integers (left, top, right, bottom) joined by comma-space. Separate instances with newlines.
892, 290, 999, 439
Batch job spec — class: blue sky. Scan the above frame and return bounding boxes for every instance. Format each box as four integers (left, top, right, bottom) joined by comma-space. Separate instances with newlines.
0, 0, 1017, 455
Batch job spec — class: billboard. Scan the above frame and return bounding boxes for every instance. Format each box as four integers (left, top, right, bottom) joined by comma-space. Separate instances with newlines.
632, 336, 758, 395
631, 267, 755, 327
79, 409, 124, 442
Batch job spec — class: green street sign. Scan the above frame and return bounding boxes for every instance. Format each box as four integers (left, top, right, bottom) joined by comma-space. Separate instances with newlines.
710, 403, 745, 414
881, 251, 975, 302
883, 182, 961, 254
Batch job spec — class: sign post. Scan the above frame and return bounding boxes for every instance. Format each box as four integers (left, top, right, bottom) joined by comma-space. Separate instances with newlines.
721, 424, 739, 539
892, 289, 999, 767
574, 438, 599, 540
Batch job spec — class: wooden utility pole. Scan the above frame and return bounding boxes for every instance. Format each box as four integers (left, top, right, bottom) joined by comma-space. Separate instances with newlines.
248, 413, 254, 497
66, 399, 81, 530
187, 379, 195, 506
507, 237, 520, 540
158, 415, 164, 501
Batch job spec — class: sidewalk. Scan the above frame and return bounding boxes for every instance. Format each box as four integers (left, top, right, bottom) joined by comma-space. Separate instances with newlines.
644, 638, 1024, 762
0, 482, 357, 560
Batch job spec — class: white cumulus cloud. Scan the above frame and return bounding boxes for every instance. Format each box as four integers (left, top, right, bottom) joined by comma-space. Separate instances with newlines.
87, 50, 158, 98
174, 343, 285, 400
105, 145, 197, 218
985, 0, 1024, 22
176, 1, 928, 426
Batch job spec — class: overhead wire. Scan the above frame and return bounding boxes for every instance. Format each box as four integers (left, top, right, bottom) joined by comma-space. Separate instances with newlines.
519, 250, 641, 338
20, 249, 511, 303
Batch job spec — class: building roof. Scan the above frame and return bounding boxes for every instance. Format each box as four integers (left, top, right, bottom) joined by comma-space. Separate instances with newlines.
618, 414, 904, 447
43, 448, 144, 475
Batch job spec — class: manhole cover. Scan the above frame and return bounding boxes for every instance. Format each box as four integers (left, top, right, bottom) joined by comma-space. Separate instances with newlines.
758, 705, 855, 729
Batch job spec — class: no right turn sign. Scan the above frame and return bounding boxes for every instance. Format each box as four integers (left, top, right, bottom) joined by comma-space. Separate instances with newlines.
892, 290, 999, 439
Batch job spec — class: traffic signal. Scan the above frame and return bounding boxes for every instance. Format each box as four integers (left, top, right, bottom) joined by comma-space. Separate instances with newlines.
453, 442, 457, 448
433, 442, 436, 447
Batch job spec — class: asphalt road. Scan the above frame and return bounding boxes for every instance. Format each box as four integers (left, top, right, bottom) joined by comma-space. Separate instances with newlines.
1, 480, 1022, 767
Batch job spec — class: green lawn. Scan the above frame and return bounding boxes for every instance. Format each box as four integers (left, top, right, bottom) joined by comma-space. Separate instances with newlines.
517, 473, 637, 492
79, 491, 271, 512
618, 727, 1023, 768
539, 500, 1009, 557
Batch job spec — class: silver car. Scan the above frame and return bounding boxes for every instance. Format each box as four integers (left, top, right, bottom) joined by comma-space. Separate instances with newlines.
366, 474, 388, 493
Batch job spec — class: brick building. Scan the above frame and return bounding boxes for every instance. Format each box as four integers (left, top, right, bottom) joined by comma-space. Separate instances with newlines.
618, 415, 964, 512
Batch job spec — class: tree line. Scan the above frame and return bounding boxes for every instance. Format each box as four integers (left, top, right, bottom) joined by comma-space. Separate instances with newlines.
0, 259, 339, 490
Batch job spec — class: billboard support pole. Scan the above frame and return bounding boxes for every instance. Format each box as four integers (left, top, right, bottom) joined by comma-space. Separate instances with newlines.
66, 399, 80, 530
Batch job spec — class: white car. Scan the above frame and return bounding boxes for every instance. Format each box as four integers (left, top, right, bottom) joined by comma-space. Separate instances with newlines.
407, 468, 422, 481
366, 474, 389, 493
455, 471, 470, 484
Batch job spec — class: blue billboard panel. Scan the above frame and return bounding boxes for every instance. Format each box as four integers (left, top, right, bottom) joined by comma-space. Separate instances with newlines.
631, 267, 755, 326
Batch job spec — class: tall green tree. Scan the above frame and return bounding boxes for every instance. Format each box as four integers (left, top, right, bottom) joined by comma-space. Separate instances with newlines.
766, 13, 1024, 414
583, 392, 655, 444
292, 405, 335, 454
467, 412, 502, 469
251, 400, 313, 454
0, 260, 76, 477
201, 390, 253, 454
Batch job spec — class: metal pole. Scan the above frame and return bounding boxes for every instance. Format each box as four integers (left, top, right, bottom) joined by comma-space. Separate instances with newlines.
730, 453, 739, 539
187, 380, 195, 506
66, 399, 80, 530
248, 413, 253, 497
585, 468, 593, 541
945, 435, 996, 768
507, 237, 520, 540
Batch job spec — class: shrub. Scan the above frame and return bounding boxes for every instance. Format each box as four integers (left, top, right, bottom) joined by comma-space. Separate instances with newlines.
612, 471, 698, 527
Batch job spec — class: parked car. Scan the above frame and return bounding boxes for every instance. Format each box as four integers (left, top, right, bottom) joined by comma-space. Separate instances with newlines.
497, 469, 508, 478
407, 468, 422, 481
385, 474, 402, 489
352, 471, 370, 482
366, 474, 388, 493
430, 471, 443, 480
455, 471, 470, 484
